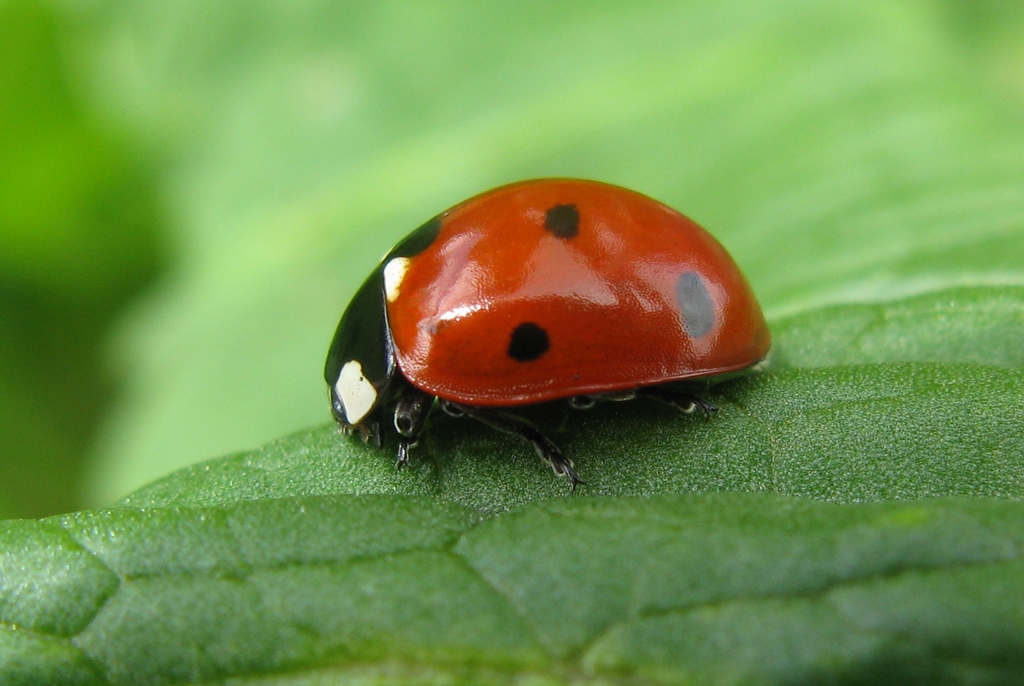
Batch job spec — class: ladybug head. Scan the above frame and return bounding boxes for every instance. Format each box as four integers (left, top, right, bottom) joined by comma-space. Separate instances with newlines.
325, 215, 444, 442
324, 268, 397, 445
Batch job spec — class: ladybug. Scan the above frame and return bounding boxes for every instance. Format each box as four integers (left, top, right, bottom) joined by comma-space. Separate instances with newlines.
325, 179, 770, 485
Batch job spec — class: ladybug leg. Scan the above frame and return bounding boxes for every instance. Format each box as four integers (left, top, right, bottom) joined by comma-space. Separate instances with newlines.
639, 386, 717, 421
440, 400, 584, 489
361, 419, 384, 448
392, 386, 434, 469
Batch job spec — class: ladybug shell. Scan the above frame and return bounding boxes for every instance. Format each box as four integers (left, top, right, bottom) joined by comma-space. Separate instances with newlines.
384, 179, 770, 406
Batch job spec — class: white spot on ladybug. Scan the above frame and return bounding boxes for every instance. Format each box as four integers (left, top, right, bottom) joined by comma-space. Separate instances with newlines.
383, 257, 411, 303
335, 360, 377, 424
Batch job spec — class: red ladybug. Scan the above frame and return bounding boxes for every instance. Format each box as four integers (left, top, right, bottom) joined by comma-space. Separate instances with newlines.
325, 179, 770, 485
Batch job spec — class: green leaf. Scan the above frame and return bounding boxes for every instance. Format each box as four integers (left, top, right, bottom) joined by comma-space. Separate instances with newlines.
6, 349, 1024, 682
4, 493, 1024, 685
772, 285, 1024, 370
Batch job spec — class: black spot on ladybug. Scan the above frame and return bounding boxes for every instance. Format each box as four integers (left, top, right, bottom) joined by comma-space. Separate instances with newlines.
507, 322, 550, 362
676, 271, 715, 338
391, 216, 442, 258
544, 204, 580, 239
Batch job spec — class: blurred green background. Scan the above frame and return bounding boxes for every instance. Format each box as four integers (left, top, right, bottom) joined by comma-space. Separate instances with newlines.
1, 1, 1022, 519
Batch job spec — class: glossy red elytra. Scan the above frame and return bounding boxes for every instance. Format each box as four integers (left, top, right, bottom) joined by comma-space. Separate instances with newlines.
325, 179, 770, 485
